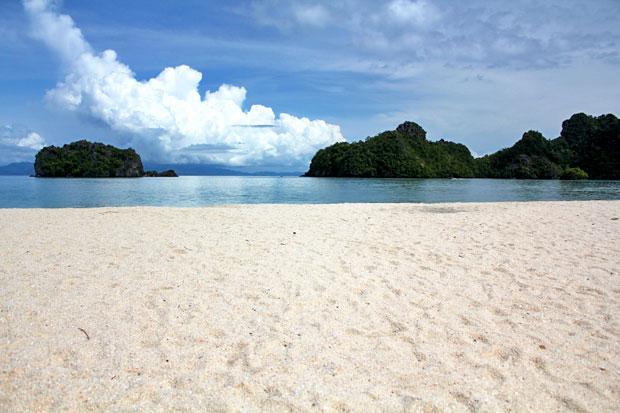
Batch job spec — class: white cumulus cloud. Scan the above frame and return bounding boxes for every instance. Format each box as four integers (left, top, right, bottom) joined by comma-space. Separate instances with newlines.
0, 125, 46, 164
23, 0, 343, 166
1, 126, 45, 150
17, 132, 45, 149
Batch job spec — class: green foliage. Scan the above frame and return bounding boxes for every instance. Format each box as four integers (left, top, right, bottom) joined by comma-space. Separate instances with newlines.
34, 140, 144, 178
552, 113, 620, 179
560, 167, 589, 180
305, 122, 477, 178
305, 113, 618, 180
475, 131, 559, 179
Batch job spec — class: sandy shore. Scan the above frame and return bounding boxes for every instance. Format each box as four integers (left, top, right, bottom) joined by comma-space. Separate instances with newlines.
0, 201, 619, 411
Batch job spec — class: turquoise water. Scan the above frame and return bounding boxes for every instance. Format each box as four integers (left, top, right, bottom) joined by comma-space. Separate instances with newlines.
0, 176, 619, 208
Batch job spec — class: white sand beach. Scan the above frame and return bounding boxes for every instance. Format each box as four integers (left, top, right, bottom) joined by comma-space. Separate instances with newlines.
1, 201, 619, 411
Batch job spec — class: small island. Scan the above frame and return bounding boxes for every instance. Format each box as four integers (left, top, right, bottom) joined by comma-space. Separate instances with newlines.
34, 140, 177, 178
305, 113, 619, 179
144, 169, 179, 177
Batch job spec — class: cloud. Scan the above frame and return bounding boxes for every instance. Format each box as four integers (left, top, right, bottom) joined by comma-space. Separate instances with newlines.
244, 0, 620, 71
0, 125, 45, 164
17, 131, 45, 149
293, 4, 330, 27
247, 1, 331, 31
388, 0, 438, 25
231, 0, 618, 154
23, 0, 343, 166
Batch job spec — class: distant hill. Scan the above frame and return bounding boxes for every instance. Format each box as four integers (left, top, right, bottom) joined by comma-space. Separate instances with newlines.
0, 160, 302, 177
0, 162, 34, 175
143, 163, 244, 176
305, 113, 619, 179
143, 163, 303, 176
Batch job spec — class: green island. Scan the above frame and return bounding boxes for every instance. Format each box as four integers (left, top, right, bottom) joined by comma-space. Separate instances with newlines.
304, 113, 619, 179
34, 140, 177, 178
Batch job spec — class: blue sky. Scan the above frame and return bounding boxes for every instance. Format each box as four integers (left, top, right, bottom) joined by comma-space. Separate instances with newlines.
1, 0, 619, 170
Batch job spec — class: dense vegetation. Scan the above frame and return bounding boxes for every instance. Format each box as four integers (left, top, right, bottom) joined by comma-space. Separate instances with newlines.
474, 130, 562, 179
305, 113, 619, 179
554, 113, 619, 179
305, 121, 477, 178
34, 140, 144, 177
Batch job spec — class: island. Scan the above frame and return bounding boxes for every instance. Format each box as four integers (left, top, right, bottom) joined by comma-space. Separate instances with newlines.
144, 169, 179, 177
304, 113, 619, 179
34, 140, 177, 178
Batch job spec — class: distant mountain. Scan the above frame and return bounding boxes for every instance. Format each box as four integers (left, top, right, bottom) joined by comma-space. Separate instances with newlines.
0, 160, 303, 177
0, 162, 34, 175
143, 163, 249, 176
305, 113, 619, 180
143, 163, 303, 176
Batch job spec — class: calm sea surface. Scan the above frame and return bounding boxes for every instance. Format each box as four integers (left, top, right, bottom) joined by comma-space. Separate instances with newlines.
1, 176, 620, 208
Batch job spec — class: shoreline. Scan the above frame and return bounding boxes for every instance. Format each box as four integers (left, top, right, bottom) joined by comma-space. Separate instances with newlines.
1, 201, 619, 410
2, 197, 620, 210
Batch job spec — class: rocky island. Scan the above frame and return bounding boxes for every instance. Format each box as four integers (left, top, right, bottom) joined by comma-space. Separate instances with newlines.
34, 140, 177, 178
305, 121, 476, 178
305, 113, 619, 179
144, 169, 179, 177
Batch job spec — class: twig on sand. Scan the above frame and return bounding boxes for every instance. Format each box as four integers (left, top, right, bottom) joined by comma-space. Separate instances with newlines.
78, 327, 90, 340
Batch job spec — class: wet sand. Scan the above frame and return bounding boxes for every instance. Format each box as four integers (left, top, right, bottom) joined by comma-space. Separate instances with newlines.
1, 201, 619, 411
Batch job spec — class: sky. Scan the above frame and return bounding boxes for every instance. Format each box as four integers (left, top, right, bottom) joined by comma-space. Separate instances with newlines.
1, 0, 619, 171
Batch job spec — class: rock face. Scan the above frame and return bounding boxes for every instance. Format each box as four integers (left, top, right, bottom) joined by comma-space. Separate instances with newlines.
34, 140, 144, 177
396, 121, 427, 140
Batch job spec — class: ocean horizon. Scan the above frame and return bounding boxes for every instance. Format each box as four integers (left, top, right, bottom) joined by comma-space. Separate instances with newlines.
1, 175, 619, 208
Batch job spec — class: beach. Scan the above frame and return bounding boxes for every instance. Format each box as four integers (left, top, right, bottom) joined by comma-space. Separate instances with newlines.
1, 201, 619, 411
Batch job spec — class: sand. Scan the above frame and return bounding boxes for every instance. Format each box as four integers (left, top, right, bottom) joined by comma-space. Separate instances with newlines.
0, 201, 619, 411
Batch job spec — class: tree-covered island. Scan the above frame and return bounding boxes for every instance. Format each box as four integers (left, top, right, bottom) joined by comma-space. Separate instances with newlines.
34, 140, 177, 177
304, 113, 619, 179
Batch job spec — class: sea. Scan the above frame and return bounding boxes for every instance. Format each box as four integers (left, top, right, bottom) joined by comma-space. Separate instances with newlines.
1, 175, 620, 208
